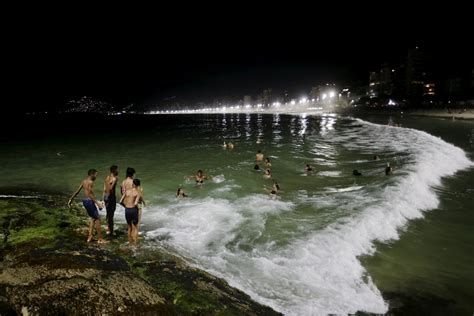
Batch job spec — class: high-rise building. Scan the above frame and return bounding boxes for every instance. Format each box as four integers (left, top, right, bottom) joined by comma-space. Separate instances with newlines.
262, 89, 272, 107
406, 47, 427, 98
369, 71, 381, 97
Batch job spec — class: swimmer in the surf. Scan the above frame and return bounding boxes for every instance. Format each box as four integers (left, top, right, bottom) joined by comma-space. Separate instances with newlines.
264, 157, 272, 168
264, 181, 280, 196
263, 168, 272, 179
176, 187, 188, 198
256, 150, 264, 163
305, 164, 313, 172
353, 170, 362, 176
385, 163, 393, 175
188, 170, 212, 185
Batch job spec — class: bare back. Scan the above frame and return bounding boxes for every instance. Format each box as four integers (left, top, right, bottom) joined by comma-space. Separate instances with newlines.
121, 178, 133, 195
123, 189, 140, 208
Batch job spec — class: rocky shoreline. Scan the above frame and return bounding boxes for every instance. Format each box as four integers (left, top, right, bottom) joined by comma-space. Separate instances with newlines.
0, 191, 280, 315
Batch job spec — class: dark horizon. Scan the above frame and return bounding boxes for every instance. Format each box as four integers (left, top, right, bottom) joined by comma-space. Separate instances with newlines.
5, 7, 474, 112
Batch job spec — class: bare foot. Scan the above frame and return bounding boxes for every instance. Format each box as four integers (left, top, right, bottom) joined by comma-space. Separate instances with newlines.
87, 236, 93, 243
97, 239, 109, 244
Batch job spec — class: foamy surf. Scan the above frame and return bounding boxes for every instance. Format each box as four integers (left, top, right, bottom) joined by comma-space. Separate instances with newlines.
141, 117, 472, 315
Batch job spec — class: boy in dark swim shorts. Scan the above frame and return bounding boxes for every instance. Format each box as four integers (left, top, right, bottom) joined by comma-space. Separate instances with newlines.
120, 179, 144, 245
68, 169, 107, 244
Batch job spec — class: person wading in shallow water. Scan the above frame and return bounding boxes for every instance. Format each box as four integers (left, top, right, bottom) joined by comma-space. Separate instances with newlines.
120, 179, 144, 245
121, 167, 136, 197
68, 169, 108, 244
103, 165, 118, 236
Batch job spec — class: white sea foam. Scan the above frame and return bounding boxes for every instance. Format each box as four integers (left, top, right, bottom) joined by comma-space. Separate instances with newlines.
142, 118, 472, 315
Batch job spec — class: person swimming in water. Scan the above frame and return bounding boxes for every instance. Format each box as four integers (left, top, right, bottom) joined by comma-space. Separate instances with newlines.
176, 187, 188, 198
68, 169, 107, 244
373, 155, 380, 161
264, 157, 272, 168
385, 162, 393, 175
305, 164, 313, 172
188, 170, 212, 185
264, 181, 280, 196
254, 164, 261, 171
222, 141, 227, 149
256, 150, 264, 162
227, 142, 235, 149
263, 168, 272, 179
353, 170, 362, 176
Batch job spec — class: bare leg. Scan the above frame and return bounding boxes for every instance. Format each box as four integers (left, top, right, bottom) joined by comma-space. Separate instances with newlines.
132, 224, 139, 245
87, 219, 94, 242
96, 220, 108, 244
127, 225, 132, 244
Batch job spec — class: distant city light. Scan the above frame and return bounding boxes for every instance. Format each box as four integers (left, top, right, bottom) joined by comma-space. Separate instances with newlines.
291, 100, 296, 105
299, 98, 307, 104
329, 91, 336, 98
322, 93, 327, 100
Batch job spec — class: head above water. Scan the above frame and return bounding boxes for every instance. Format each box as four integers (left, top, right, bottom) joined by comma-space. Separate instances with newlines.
197, 170, 203, 175
257, 150, 262, 154
88, 169, 98, 180
126, 167, 136, 178
132, 178, 141, 187
265, 158, 270, 162
110, 165, 118, 176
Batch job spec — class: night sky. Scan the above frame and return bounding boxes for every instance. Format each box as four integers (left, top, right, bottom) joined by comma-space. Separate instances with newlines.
5, 6, 473, 113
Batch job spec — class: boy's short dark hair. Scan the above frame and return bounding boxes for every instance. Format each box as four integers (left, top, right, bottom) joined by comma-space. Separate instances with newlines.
110, 165, 118, 173
126, 167, 136, 178
133, 179, 141, 186
88, 169, 97, 176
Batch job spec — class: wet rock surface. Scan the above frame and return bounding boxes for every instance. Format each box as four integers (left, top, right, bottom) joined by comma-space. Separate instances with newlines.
0, 195, 280, 315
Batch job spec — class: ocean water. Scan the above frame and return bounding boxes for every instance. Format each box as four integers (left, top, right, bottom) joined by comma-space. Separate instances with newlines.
0, 113, 472, 314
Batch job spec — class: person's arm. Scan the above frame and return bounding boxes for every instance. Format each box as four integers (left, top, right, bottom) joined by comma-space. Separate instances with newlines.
102, 178, 107, 200
89, 191, 104, 209
119, 193, 125, 205
133, 193, 141, 207
139, 188, 146, 206
68, 183, 83, 207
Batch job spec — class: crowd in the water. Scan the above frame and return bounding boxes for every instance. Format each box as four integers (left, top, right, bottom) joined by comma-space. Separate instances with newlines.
68, 142, 394, 245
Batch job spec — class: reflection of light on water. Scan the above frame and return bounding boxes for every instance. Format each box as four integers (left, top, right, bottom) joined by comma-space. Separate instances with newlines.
299, 114, 307, 136
290, 117, 296, 135
320, 115, 336, 136
245, 113, 251, 139
221, 114, 228, 133
272, 114, 282, 144
257, 113, 264, 138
